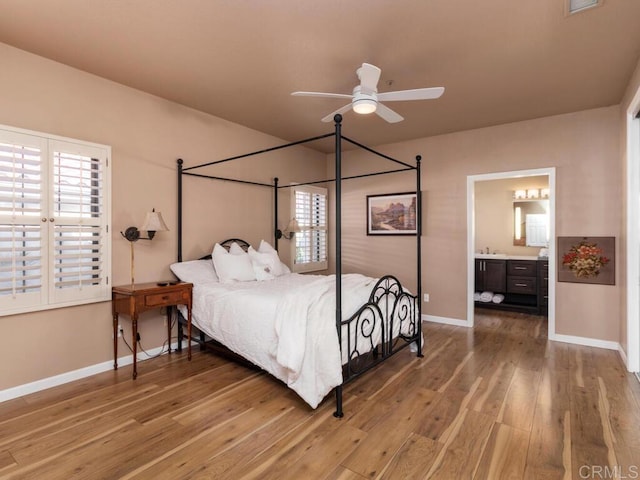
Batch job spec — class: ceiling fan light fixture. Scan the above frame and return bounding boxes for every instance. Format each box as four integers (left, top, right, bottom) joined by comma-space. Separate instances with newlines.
293, 62, 443, 123
353, 98, 377, 115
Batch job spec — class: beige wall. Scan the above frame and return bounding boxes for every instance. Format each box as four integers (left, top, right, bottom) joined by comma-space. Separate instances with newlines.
0, 43, 326, 391
0, 39, 630, 393
335, 106, 621, 342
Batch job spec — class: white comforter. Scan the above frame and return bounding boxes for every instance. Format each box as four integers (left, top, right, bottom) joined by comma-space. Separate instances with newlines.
188, 273, 378, 408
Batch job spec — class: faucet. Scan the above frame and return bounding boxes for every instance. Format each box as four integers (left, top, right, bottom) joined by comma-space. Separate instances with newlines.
485, 247, 490, 254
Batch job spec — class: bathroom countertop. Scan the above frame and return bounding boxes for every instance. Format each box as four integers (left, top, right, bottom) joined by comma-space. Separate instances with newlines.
475, 253, 547, 261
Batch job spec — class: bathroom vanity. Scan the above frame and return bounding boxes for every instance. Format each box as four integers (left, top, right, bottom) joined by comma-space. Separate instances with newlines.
475, 255, 548, 315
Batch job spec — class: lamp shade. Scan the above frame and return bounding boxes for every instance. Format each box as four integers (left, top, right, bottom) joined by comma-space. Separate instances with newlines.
287, 218, 301, 233
141, 210, 169, 232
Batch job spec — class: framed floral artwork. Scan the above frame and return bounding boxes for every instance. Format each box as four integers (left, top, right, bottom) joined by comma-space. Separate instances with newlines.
557, 236, 615, 285
366, 192, 418, 235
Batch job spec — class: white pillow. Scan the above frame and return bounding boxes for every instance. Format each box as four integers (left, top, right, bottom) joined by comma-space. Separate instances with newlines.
228, 241, 246, 255
258, 239, 277, 253
257, 240, 291, 276
212, 243, 256, 283
170, 259, 218, 284
248, 246, 277, 281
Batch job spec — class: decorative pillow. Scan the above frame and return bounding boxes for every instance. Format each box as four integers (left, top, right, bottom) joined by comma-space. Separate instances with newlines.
248, 246, 277, 281
257, 239, 291, 276
169, 259, 218, 284
212, 242, 256, 283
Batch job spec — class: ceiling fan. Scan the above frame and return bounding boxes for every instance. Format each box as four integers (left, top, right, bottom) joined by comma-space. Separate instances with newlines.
291, 63, 444, 124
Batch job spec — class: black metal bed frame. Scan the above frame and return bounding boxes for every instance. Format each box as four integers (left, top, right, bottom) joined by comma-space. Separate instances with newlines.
176, 114, 423, 417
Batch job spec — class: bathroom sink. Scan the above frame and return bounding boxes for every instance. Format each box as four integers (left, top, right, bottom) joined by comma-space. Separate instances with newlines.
475, 253, 508, 259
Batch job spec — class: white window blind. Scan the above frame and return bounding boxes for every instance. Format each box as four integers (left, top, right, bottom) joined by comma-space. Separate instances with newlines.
292, 185, 328, 272
0, 126, 110, 315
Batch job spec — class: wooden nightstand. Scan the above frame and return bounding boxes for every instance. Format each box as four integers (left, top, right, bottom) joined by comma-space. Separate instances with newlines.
112, 281, 193, 379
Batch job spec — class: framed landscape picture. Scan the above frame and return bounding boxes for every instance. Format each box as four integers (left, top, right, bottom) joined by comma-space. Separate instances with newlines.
366, 192, 418, 235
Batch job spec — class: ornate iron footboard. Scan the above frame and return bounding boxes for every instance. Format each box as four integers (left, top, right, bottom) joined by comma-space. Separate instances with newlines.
335, 274, 422, 417
175, 273, 422, 417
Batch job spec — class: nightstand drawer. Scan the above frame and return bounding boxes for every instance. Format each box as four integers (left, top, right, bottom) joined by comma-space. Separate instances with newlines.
507, 276, 537, 294
145, 290, 187, 307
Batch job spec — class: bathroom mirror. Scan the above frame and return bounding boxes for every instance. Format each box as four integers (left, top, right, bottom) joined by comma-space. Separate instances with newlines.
513, 200, 549, 247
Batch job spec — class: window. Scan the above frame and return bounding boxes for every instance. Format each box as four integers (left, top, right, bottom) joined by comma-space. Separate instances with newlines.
291, 184, 328, 272
0, 125, 111, 316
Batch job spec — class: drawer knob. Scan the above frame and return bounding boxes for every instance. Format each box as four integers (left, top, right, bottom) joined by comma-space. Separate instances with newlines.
514, 266, 527, 270
162, 295, 169, 300
515, 283, 528, 287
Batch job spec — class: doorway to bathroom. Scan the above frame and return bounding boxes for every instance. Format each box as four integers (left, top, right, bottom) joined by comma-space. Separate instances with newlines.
466, 168, 556, 338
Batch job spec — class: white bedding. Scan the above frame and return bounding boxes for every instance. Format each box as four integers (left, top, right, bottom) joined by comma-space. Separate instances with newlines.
186, 273, 383, 408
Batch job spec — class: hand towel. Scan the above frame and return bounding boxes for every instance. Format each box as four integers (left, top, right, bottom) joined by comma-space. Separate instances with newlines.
479, 291, 493, 302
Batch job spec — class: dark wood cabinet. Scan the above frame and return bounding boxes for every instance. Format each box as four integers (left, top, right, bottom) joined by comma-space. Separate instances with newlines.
475, 259, 506, 292
474, 258, 548, 315
538, 261, 549, 316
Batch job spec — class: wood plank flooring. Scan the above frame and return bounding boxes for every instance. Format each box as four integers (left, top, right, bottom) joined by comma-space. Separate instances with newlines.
1, 309, 639, 479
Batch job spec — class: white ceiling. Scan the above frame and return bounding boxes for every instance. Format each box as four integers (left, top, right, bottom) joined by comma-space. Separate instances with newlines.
0, 0, 639, 152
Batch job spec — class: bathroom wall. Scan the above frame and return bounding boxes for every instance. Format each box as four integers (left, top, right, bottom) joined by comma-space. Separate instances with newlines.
475, 175, 550, 256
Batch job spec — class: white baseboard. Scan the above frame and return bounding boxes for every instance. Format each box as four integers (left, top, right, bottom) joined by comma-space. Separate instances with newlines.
618, 344, 629, 368
0, 341, 188, 404
548, 332, 620, 351
422, 314, 470, 328
423, 315, 625, 354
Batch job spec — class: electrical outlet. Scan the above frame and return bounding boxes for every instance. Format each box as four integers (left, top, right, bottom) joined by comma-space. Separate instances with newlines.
423, 293, 430, 303
117, 325, 123, 337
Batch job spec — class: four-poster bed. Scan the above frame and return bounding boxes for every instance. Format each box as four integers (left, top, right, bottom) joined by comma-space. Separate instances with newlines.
173, 114, 423, 417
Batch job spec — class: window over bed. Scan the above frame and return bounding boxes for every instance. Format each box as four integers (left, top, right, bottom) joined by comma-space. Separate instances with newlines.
292, 184, 327, 273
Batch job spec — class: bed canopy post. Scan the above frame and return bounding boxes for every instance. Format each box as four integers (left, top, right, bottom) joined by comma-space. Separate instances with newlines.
177, 158, 184, 262
334, 113, 344, 418
416, 155, 424, 357
274, 177, 279, 252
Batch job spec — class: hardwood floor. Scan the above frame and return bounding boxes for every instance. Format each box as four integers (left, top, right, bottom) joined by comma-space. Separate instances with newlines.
1, 310, 640, 479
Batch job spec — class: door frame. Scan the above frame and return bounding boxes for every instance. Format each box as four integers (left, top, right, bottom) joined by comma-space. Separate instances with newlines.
625, 86, 640, 373
466, 167, 556, 338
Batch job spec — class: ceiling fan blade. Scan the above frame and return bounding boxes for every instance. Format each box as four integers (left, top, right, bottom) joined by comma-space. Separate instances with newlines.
321, 103, 353, 123
357, 63, 381, 93
291, 91, 352, 99
377, 87, 445, 102
375, 102, 404, 123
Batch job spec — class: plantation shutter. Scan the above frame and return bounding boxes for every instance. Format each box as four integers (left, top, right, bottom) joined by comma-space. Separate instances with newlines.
49, 141, 109, 304
0, 131, 47, 311
0, 126, 110, 316
293, 185, 328, 272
